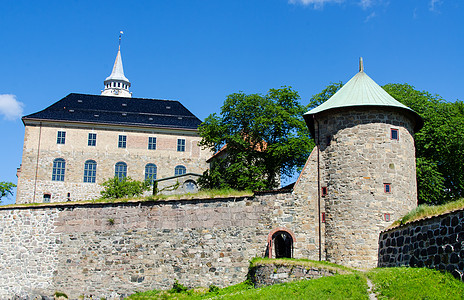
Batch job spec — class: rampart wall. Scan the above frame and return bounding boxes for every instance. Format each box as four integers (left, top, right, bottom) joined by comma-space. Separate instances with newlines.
378, 208, 464, 280
0, 190, 320, 299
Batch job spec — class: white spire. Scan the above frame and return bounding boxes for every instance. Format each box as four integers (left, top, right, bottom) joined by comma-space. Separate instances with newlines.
101, 31, 132, 97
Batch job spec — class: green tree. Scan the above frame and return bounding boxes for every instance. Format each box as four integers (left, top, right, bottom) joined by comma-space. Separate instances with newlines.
0, 181, 16, 203
198, 87, 313, 191
307, 82, 343, 111
100, 177, 150, 199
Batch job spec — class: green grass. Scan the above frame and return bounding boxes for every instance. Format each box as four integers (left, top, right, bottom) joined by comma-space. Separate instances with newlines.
126, 266, 464, 300
127, 274, 368, 300
0, 188, 253, 208
367, 267, 464, 299
392, 198, 464, 227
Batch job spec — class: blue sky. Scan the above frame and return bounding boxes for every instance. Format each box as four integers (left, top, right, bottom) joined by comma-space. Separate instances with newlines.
0, 0, 462, 205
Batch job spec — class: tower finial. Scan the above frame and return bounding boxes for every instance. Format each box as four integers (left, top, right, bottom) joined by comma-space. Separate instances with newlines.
101, 31, 131, 97
359, 57, 364, 72
119, 31, 123, 49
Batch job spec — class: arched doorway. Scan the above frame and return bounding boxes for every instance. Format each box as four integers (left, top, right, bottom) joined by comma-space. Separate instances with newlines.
267, 228, 295, 258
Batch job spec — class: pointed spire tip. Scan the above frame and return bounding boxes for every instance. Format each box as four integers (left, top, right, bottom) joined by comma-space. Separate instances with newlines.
359, 57, 364, 73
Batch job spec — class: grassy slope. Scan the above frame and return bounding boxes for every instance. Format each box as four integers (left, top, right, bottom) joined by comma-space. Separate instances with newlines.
391, 198, 464, 228
367, 267, 464, 300
127, 266, 464, 299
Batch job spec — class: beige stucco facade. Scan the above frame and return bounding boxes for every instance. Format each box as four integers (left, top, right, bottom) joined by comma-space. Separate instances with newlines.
16, 121, 211, 204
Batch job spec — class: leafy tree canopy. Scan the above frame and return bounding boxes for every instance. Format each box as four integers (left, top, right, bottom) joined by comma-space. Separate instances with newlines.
0, 181, 16, 203
198, 87, 313, 191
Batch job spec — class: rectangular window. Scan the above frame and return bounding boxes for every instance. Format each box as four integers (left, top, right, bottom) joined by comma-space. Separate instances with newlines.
88, 133, 97, 146
321, 186, 328, 197
391, 128, 399, 140
321, 212, 326, 223
384, 183, 392, 193
57, 131, 66, 144
118, 135, 127, 148
43, 194, 51, 203
148, 137, 157, 150
177, 139, 185, 152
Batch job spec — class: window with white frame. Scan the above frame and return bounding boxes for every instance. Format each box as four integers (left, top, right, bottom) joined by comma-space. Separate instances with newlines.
177, 139, 185, 152
88, 133, 97, 146
115, 162, 127, 180
175, 165, 186, 176
145, 163, 157, 184
118, 135, 127, 148
57, 131, 66, 144
148, 137, 156, 150
52, 158, 66, 181
83, 160, 97, 183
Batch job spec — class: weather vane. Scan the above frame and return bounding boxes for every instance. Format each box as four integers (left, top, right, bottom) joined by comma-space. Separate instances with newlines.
119, 30, 124, 47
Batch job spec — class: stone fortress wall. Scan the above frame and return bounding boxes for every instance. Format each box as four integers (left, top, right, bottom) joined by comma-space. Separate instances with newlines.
0, 181, 322, 299
16, 122, 210, 204
378, 208, 464, 281
315, 109, 417, 268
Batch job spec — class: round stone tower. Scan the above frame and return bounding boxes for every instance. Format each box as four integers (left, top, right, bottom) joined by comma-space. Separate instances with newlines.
303, 59, 423, 268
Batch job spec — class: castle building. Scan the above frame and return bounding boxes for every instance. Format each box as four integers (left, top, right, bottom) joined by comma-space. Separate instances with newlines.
0, 59, 425, 298
301, 58, 423, 268
15, 44, 211, 204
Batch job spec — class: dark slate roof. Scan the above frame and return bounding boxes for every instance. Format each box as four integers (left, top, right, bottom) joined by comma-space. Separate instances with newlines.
22, 93, 202, 130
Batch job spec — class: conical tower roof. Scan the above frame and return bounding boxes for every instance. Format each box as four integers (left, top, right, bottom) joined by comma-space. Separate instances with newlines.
303, 58, 423, 135
101, 32, 132, 98
105, 46, 129, 82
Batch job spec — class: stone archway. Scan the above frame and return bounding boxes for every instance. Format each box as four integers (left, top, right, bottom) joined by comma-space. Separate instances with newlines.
267, 228, 295, 258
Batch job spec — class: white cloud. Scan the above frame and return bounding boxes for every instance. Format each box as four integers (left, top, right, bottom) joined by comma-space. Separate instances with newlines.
364, 11, 376, 22
359, 0, 373, 9
288, 0, 344, 9
0, 94, 24, 121
429, 0, 442, 12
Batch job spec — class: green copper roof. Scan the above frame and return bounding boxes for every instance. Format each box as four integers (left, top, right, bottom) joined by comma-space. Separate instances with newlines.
303, 59, 423, 134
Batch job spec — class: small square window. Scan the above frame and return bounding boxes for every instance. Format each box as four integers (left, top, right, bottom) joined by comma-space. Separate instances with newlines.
321, 186, 328, 197
88, 133, 97, 146
384, 213, 391, 222
118, 135, 127, 148
391, 128, 399, 140
384, 183, 392, 193
177, 139, 185, 152
148, 137, 157, 150
43, 194, 51, 203
57, 131, 66, 144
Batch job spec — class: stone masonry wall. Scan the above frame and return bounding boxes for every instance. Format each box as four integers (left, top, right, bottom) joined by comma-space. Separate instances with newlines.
378, 208, 464, 281
316, 109, 418, 268
0, 190, 320, 299
249, 263, 338, 288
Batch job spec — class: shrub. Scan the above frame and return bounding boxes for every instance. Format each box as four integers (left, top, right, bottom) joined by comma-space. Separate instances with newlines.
170, 280, 188, 293
100, 177, 150, 199
54, 291, 68, 299
209, 284, 220, 293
